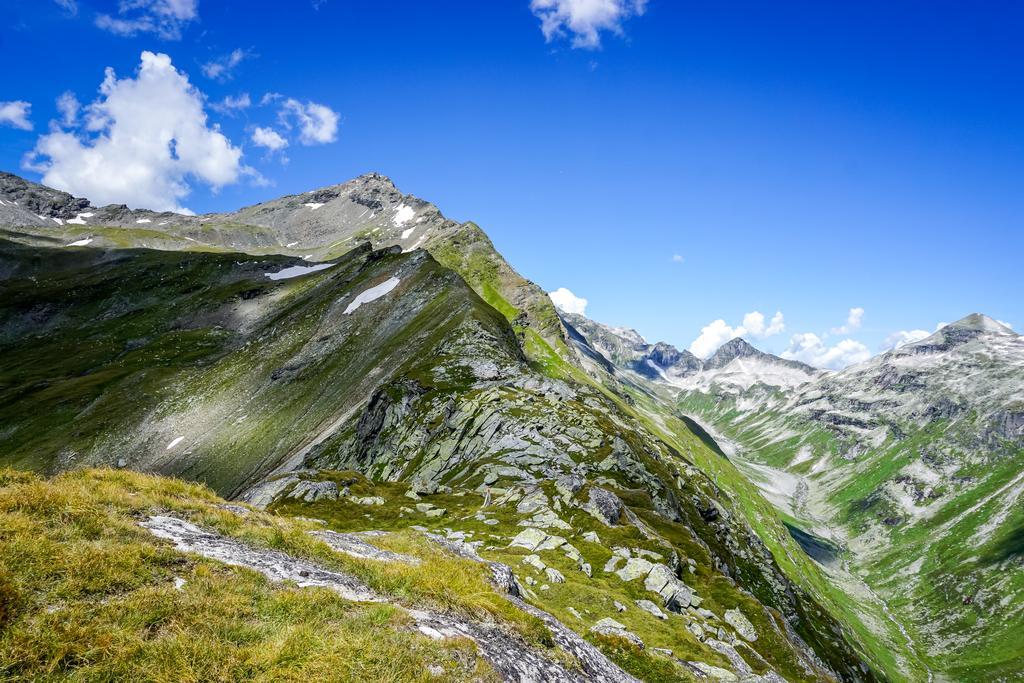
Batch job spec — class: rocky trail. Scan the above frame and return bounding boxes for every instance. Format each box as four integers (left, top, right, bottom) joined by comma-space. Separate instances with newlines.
141, 515, 640, 683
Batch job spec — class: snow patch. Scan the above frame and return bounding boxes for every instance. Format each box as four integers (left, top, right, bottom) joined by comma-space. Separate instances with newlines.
343, 277, 401, 314
52, 217, 64, 225
136, 218, 152, 224
166, 436, 185, 450
265, 263, 335, 281
66, 212, 93, 225
285, 241, 298, 248
304, 202, 325, 211
66, 238, 93, 247
401, 227, 416, 239
392, 204, 415, 226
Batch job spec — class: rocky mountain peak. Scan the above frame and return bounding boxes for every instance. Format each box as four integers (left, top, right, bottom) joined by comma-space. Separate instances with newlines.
705, 337, 761, 369
905, 313, 1017, 353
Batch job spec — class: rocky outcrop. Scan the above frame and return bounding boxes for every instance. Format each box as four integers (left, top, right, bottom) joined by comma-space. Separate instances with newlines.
142, 515, 640, 683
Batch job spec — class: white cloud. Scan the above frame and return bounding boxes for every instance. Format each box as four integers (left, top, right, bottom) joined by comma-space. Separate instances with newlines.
54, 0, 78, 15
279, 98, 339, 145
210, 93, 251, 115
690, 319, 740, 359
549, 287, 588, 315
781, 333, 870, 370
743, 310, 785, 337
55, 91, 80, 127
202, 48, 251, 81
0, 101, 33, 131
251, 126, 288, 152
689, 310, 785, 358
530, 0, 647, 49
25, 51, 245, 214
95, 0, 198, 40
671, 253, 683, 263
831, 306, 865, 334
882, 329, 930, 351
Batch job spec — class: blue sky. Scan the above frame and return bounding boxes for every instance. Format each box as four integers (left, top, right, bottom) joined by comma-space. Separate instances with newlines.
1, 1, 1021, 367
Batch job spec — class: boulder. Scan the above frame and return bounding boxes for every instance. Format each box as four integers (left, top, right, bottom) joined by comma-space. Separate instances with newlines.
287, 480, 339, 503
590, 618, 644, 648
724, 608, 758, 642
522, 554, 547, 572
603, 556, 624, 573
635, 599, 668, 620
583, 487, 623, 526
615, 557, 654, 582
509, 528, 549, 551
544, 567, 566, 584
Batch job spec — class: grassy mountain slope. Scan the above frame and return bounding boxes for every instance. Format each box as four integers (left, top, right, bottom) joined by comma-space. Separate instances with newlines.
0, 236, 880, 681
0, 171, 573, 369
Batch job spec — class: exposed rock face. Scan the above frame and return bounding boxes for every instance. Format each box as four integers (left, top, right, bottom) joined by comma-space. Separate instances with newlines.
583, 487, 623, 526
142, 515, 641, 682
724, 608, 758, 642
286, 480, 339, 503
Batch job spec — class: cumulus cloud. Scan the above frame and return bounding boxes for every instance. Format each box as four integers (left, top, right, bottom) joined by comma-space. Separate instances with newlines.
25, 51, 245, 214
688, 310, 785, 358
549, 287, 588, 315
671, 253, 683, 263
0, 101, 33, 131
251, 126, 288, 152
278, 98, 339, 145
690, 320, 740, 359
743, 310, 785, 337
210, 93, 251, 115
530, 0, 647, 49
202, 48, 251, 81
831, 307, 865, 335
781, 333, 870, 370
96, 0, 198, 40
55, 91, 80, 127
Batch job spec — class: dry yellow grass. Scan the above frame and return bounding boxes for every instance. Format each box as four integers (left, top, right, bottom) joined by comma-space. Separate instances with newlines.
0, 468, 542, 682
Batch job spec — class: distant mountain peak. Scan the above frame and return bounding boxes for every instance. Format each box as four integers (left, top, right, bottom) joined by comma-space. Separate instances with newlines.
705, 337, 760, 369
944, 313, 1015, 335
905, 313, 1017, 353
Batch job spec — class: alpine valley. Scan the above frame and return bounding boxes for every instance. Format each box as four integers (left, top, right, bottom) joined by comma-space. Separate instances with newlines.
0, 171, 1020, 682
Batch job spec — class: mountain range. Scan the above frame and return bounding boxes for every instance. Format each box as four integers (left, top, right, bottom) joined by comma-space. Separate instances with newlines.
0, 171, 1020, 682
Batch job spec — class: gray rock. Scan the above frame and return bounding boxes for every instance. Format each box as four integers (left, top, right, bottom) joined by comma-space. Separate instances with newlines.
583, 487, 623, 526
724, 608, 758, 642
635, 599, 668, 620
351, 496, 385, 506
545, 567, 566, 584
288, 480, 339, 503
615, 557, 654, 582
522, 554, 547, 572
590, 618, 644, 648
582, 530, 601, 544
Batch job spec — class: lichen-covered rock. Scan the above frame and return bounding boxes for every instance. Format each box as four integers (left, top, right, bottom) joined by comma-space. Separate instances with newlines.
590, 618, 644, 648
288, 480, 339, 502
615, 557, 654, 582
724, 608, 758, 642
583, 487, 623, 526
635, 599, 667, 620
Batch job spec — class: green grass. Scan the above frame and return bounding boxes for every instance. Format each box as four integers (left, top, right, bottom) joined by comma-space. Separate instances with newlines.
0, 468, 598, 681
